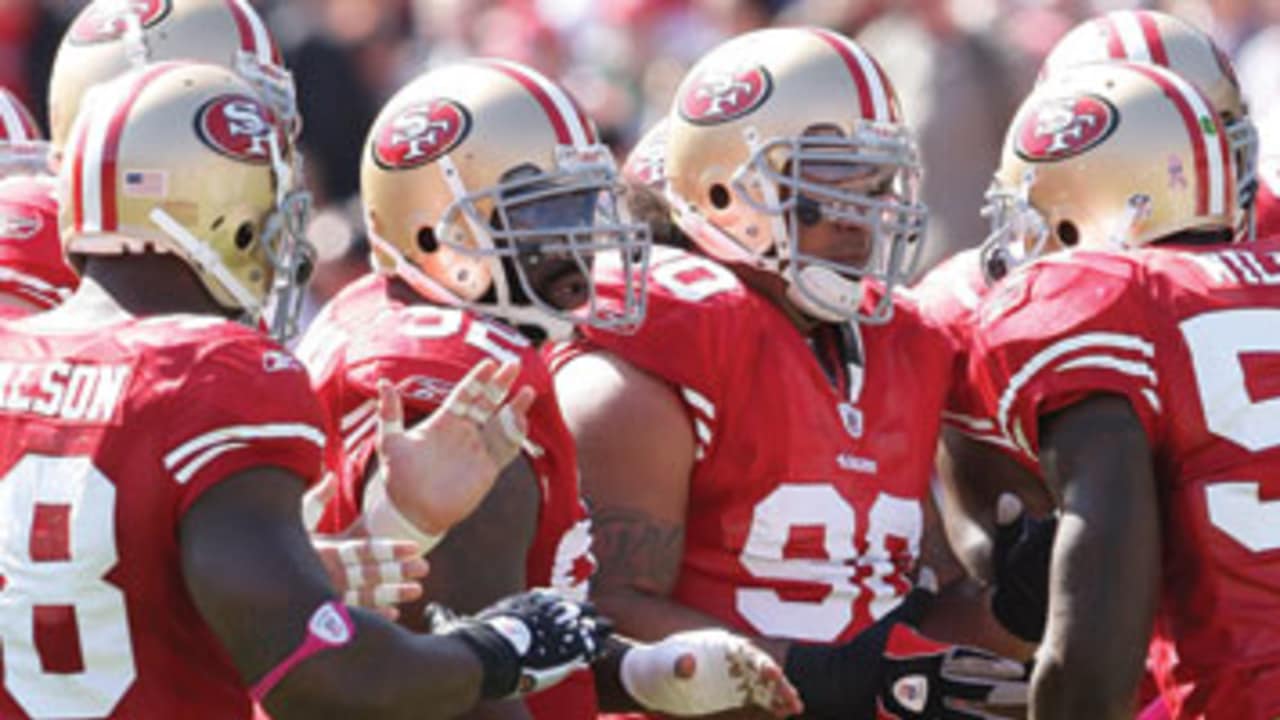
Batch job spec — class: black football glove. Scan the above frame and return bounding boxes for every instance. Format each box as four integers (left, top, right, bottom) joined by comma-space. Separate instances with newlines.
784, 587, 1029, 719
430, 588, 613, 699
990, 495, 1057, 643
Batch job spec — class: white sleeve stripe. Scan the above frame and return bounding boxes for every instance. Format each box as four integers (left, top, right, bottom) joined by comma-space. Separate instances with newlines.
997, 332, 1158, 450
165, 423, 326, 469
174, 442, 248, 485
1142, 388, 1162, 414
941, 411, 995, 432
343, 413, 378, 453
340, 399, 377, 432
680, 386, 716, 419
1056, 354, 1159, 384
693, 418, 713, 445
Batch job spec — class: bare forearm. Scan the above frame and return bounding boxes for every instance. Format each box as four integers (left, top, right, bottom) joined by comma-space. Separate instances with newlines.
266, 612, 485, 719
919, 578, 1035, 661
1033, 396, 1159, 720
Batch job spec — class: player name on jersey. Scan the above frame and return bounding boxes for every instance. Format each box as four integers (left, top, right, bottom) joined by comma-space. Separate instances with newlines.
1194, 248, 1280, 286
0, 360, 130, 421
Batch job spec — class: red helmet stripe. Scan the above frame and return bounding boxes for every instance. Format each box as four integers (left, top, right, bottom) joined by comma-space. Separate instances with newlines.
810, 28, 888, 122
69, 109, 91, 232
481, 60, 593, 147
1128, 63, 1227, 216
1099, 15, 1127, 58
74, 63, 182, 234
1137, 12, 1170, 66
225, 0, 280, 65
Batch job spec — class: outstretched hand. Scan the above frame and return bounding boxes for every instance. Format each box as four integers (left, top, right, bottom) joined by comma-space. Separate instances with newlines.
376, 358, 537, 538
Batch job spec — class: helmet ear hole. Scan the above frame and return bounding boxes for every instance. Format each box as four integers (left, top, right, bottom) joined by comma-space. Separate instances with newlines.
234, 223, 255, 250
1057, 221, 1079, 247
709, 183, 731, 210
417, 227, 439, 253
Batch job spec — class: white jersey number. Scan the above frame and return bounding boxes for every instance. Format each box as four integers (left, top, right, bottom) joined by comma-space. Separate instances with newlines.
737, 484, 922, 641
1181, 309, 1280, 552
0, 455, 136, 717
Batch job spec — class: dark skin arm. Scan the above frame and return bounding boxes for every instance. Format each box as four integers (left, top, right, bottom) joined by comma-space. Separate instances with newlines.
1031, 395, 1160, 720
181, 467, 485, 719
556, 351, 782, 720
935, 426, 1056, 583
401, 454, 539, 720
915, 492, 1035, 661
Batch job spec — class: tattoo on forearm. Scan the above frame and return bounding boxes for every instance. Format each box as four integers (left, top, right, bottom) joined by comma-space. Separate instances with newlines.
590, 507, 684, 594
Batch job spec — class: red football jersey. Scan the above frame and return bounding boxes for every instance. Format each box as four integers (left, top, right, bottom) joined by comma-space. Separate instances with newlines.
297, 274, 596, 720
553, 247, 951, 643
912, 247, 992, 421
1254, 155, 1280, 243
967, 242, 1280, 719
0, 314, 325, 719
0, 175, 78, 311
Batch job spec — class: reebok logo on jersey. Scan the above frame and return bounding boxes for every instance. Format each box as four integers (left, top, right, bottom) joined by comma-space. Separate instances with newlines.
0, 361, 131, 423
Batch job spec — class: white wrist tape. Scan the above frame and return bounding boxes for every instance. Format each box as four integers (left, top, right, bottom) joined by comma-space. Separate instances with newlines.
360, 468, 443, 554
620, 629, 765, 716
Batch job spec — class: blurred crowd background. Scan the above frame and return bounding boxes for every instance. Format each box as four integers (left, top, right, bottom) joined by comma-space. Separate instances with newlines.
5, 0, 1279, 316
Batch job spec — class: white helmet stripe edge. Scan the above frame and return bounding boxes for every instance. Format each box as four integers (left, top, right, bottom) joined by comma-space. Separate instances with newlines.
1130, 63, 1230, 216
0, 95, 29, 143
228, 0, 276, 65
810, 28, 891, 123
1112, 12, 1155, 63
483, 59, 593, 148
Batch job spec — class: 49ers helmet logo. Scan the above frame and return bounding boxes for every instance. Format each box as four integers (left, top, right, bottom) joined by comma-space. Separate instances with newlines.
1015, 94, 1119, 162
68, 0, 171, 45
372, 99, 471, 170
196, 94, 278, 164
678, 66, 772, 126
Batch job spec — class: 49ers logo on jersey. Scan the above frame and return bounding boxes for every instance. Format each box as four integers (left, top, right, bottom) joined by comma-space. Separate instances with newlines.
678, 66, 772, 126
196, 95, 278, 164
1015, 94, 1118, 162
68, 0, 171, 45
371, 99, 471, 170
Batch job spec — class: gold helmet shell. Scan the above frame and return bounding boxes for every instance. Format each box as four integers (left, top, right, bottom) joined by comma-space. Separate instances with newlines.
983, 61, 1236, 280
59, 61, 313, 333
664, 27, 926, 323
361, 59, 649, 341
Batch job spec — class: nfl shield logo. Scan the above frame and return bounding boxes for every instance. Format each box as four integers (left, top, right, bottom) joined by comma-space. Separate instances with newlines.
838, 402, 863, 439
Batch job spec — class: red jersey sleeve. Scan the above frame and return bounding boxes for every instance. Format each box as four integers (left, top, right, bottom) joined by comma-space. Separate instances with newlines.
160, 329, 326, 515
968, 252, 1166, 464
569, 248, 744, 402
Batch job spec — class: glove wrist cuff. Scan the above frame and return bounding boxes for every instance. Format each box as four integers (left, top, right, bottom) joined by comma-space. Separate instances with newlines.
450, 623, 521, 699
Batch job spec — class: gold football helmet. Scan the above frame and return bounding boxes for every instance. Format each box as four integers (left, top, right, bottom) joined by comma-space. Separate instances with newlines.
982, 61, 1236, 281
1040, 10, 1257, 238
664, 27, 926, 324
48, 0, 297, 154
361, 59, 650, 342
0, 88, 49, 179
622, 117, 669, 190
59, 61, 313, 335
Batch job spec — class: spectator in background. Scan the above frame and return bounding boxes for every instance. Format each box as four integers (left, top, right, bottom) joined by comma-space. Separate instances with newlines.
856, 0, 1031, 275
0, 0, 66, 133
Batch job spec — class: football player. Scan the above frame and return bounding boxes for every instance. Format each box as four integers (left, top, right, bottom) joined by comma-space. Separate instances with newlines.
38, 0, 425, 605
298, 59, 802, 720
922, 9, 1263, 647
551, 27, 1029, 718
948, 60, 1280, 718
0, 61, 609, 719
0, 88, 78, 319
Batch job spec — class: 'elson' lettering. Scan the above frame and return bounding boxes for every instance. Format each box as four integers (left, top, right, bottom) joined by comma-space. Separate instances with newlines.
0, 361, 130, 422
